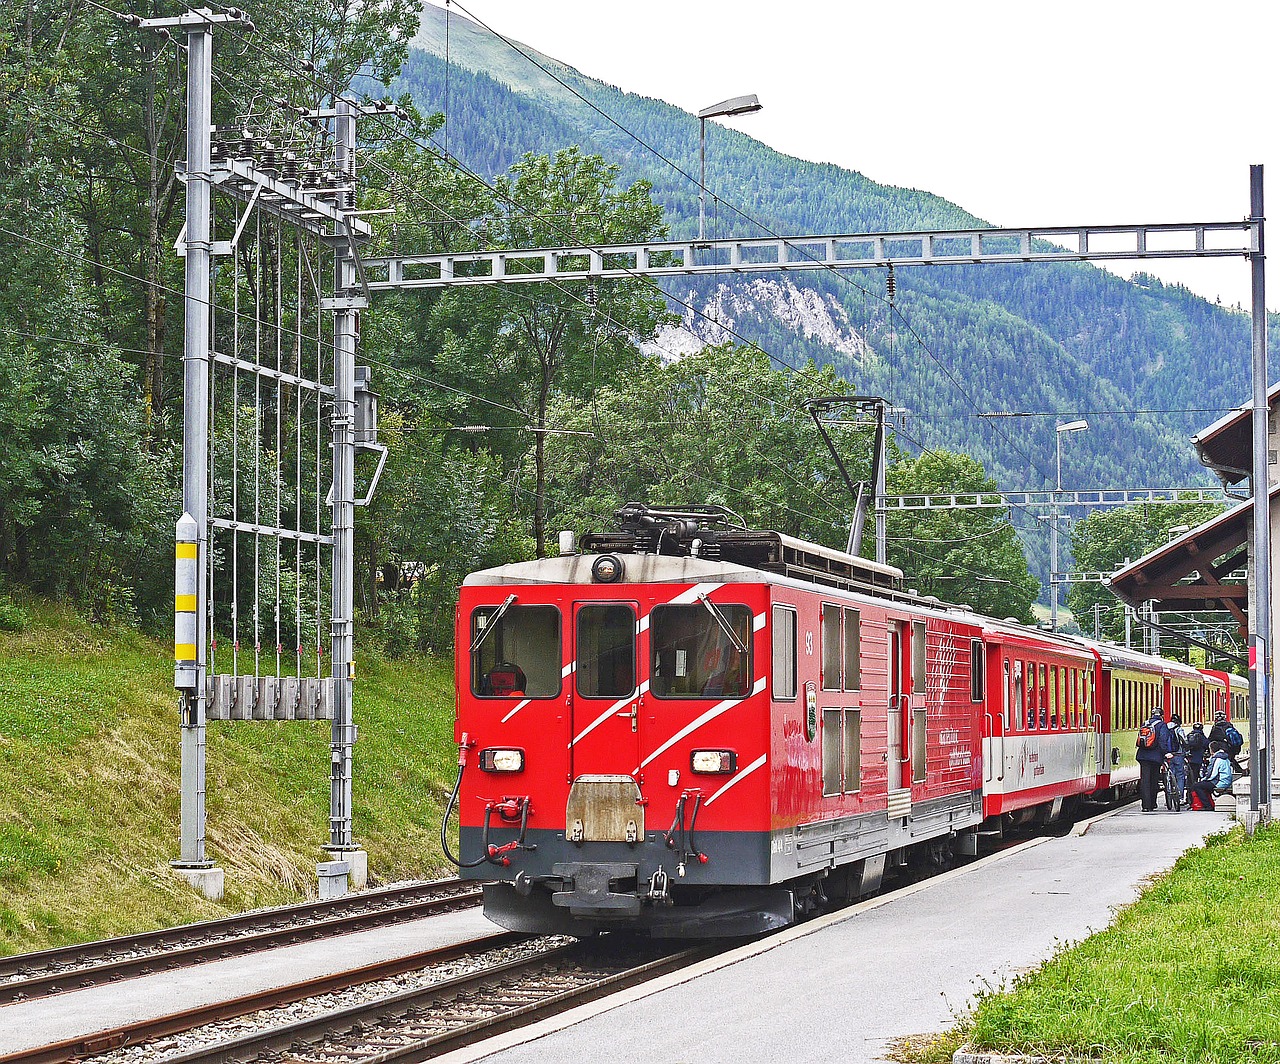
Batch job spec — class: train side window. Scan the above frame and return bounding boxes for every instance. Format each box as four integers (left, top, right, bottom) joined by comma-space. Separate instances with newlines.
651, 603, 751, 699
1004, 660, 1013, 731
911, 621, 927, 695
1038, 663, 1048, 729
1025, 663, 1034, 729
1024, 659, 1035, 730
576, 604, 636, 699
912, 707, 927, 783
844, 709, 862, 792
1049, 666, 1058, 729
822, 708, 842, 796
471, 604, 561, 698
843, 607, 861, 691
971, 639, 985, 702
772, 606, 798, 700
822, 604, 842, 692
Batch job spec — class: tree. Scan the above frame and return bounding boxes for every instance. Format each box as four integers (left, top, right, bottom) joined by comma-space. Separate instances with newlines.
884, 451, 1040, 621
1067, 500, 1226, 650
543, 343, 870, 547
0, 15, 170, 615
431, 147, 672, 556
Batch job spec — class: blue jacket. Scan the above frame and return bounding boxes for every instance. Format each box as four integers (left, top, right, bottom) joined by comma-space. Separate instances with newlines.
1136, 716, 1172, 764
1201, 751, 1234, 791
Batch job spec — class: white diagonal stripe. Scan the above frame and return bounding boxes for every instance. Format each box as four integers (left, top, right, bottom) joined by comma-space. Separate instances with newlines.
501, 698, 531, 724
637, 676, 767, 771
704, 753, 768, 806
569, 680, 649, 748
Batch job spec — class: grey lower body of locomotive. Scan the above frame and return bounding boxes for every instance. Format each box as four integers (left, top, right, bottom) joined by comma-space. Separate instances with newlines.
463, 791, 979, 939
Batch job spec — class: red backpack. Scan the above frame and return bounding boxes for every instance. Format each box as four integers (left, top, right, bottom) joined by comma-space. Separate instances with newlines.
1137, 721, 1158, 749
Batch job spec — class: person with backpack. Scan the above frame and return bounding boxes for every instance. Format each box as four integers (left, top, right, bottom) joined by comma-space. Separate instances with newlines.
1209, 710, 1246, 774
1191, 741, 1235, 811
1166, 714, 1187, 808
1136, 705, 1173, 813
1182, 718, 1209, 800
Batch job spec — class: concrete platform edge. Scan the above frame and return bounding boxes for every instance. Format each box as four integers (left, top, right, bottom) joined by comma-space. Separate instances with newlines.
432, 834, 1055, 1064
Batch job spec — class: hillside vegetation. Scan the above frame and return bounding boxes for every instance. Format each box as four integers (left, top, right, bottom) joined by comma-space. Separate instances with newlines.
401, 2, 1279, 586
0, 598, 455, 955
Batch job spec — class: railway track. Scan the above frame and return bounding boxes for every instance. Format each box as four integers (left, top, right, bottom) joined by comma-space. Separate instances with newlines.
0, 878, 480, 1005
6, 933, 714, 1064
1, 807, 1126, 1064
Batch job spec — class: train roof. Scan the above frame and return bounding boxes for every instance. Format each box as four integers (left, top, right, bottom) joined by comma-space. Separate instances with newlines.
462, 504, 906, 597
1061, 633, 1203, 679
575, 503, 903, 594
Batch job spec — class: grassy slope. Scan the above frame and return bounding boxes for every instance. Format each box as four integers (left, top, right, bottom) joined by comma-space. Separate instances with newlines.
0, 599, 457, 955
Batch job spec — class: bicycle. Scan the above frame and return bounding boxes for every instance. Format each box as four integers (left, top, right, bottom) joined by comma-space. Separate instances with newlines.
1161, 759, 1182, 812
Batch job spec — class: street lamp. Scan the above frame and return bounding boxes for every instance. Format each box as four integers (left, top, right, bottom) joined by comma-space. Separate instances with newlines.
697, 94, 762, 241
1052, 419, 1089, 630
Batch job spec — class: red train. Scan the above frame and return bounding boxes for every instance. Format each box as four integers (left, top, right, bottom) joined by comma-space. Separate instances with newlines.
449, 505, 1241, 937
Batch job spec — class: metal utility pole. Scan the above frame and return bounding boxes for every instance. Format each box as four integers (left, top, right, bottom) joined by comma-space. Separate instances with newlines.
803, 396, 887, 560
139, 6, 250, 896
177, 16, 212, 872
1248, 164, 1273, 819
1052, 420, 1088, 630
328, 99, 360, 854
1093, 602, 1101, 641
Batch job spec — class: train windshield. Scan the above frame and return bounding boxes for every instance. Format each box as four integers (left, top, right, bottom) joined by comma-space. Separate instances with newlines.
471, 604, 561, 698
650, 603, 751, 698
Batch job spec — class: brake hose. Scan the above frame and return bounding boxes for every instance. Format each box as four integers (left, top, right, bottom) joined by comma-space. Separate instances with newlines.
441, 748, 490, 869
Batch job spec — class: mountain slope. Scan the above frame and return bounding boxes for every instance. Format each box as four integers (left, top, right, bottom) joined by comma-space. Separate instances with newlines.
394, 3, 1272, 577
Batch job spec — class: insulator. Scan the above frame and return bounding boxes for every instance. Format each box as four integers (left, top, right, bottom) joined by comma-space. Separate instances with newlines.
586, 283, 599, 308
886, 265, 896, 304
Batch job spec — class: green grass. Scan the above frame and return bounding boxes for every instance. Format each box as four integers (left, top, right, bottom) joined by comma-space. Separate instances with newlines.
0, 597, 458, 955
927, 825, 1280, 1064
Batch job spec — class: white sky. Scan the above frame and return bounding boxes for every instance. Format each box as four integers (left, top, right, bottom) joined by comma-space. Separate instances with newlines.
442, 0, 1277, 310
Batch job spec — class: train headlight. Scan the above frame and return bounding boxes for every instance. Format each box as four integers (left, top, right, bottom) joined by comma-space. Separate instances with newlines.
690, 749, 737, 774
592, 554, 624, 583
480, 748, 525, 773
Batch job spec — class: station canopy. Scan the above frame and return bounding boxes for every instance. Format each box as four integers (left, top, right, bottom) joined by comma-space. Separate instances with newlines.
1108, 384, 1280, 632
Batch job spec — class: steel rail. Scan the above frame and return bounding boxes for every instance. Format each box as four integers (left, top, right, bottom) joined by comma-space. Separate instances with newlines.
151, 941, 718, 1064
0, 879, 477, 1004
0, 932, 525, 1064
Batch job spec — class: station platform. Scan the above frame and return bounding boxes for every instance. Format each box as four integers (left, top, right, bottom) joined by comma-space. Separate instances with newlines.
441, 804, 1238, 1064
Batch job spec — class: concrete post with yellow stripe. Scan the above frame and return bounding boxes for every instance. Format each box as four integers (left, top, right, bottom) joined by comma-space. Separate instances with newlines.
175, 512, 199, 691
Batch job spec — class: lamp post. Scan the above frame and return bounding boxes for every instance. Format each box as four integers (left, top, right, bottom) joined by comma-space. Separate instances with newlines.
697, 94, 762, 241
1052, 419, 1089, 630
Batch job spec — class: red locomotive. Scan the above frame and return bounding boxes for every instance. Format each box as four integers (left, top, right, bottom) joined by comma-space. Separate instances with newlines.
448, 505, 1230, 937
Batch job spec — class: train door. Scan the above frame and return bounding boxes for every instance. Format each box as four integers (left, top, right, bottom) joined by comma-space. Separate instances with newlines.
1090, 666, 1105, 777
568, 600, 642, 780
987, 650, 1008, 787
909, 620, 926, 789
887, 623, 904, 793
